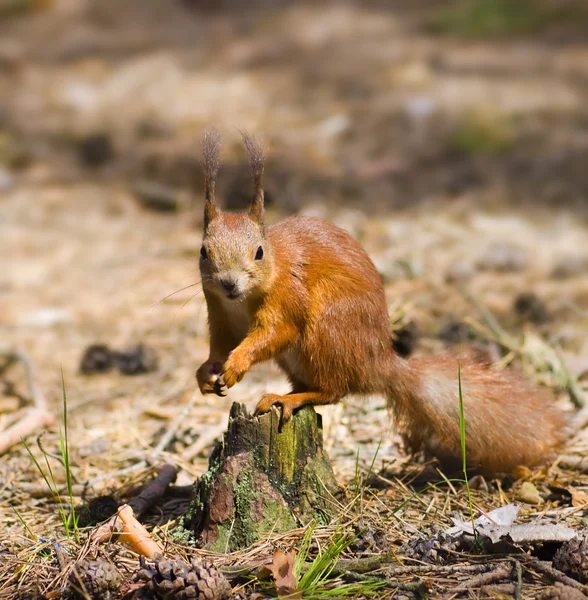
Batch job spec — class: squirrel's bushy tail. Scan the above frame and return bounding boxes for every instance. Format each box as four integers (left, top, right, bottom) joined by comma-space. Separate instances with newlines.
386, 355, 566, 474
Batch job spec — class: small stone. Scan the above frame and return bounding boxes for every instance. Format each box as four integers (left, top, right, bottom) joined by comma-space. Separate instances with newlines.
516, 481, 543, 505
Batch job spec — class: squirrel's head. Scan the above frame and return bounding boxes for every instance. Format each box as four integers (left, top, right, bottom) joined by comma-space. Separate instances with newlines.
199, 130, 273, 301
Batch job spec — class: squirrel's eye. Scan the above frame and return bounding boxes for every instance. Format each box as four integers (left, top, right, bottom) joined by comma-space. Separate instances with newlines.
200, 245, 208, 260
255, 246, 264, 261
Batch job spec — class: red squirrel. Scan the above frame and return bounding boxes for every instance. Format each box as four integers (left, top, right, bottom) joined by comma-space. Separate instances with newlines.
195, 130, 565, 475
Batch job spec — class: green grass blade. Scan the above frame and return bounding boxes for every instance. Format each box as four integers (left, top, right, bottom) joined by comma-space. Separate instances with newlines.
22, 439, 53, 495
12, 506, 35, 539
458, 359, 477, 539
60, 369, 79, 541
294, 521, 316, 580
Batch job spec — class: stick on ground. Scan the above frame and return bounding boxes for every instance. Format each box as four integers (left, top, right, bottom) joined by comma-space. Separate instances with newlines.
91, 463, 177, 556
452, 564, 512, 591
0, 347, 55, 455
525, 559, 586, 591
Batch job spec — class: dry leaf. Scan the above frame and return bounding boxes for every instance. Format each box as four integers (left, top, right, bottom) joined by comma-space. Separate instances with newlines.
265, 549, 302, 599
478, 522, 578, 545
446, 503, 577, 547
447, 503, 520, 537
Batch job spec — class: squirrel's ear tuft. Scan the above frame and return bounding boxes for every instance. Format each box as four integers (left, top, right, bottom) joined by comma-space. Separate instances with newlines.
201, 128, 222, 229
240, 130, 265, 223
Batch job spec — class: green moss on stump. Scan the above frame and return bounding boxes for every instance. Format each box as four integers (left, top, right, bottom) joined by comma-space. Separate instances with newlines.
182, 403, 339, 551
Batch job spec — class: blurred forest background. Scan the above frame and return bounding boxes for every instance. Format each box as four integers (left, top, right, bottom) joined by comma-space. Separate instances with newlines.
1, 1, 588, 598
1, 0, 588, 470
2, 0, 588, 478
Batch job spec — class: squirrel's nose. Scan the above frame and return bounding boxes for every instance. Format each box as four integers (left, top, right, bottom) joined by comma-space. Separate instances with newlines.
220, 278, 237, 293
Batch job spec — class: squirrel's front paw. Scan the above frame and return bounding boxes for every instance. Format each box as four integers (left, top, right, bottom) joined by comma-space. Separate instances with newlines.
221, 351, 250, 389
196, 360, 226, 396
255, 394, 293, 421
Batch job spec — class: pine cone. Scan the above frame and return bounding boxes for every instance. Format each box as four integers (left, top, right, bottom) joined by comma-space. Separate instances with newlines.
535, 583, 587, 600
80, 344, 113, 374
135, 553, 231, 600
553, 535, 588, 583
113, 344, 158, 375
69, 558, 121, 600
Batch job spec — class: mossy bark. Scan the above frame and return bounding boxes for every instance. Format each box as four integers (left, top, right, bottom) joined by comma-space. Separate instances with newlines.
181, 402, 339, 552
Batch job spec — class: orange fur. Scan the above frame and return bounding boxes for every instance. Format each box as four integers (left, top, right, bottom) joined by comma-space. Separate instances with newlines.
195, 132, 566, 475
389, 355, 565, 473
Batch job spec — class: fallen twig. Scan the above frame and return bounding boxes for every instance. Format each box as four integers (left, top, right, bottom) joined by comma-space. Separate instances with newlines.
220, 559, 497, 582
453, 564, 512, 591
91, 463, 177, 555
339, 569, 427, 594
0, 347, 55, 455
514, 560, 522, 600
525, 558, 586, 591
481, 583, 516, 595
128, 463, 178, 516
382, 562, 495, 577
93, 503, 163, 558
328, 555, 395, 576
16, 482, 87, 499
165, 484, 194, 498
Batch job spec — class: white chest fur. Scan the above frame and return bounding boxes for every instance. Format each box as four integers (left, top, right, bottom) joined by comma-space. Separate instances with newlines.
219, 296, 251, 342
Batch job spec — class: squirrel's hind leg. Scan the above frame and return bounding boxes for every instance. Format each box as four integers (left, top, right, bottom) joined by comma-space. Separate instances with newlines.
255, 391, 339, 421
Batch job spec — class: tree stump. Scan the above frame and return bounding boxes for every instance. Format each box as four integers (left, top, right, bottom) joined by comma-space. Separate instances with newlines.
180, 402, 339, 552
